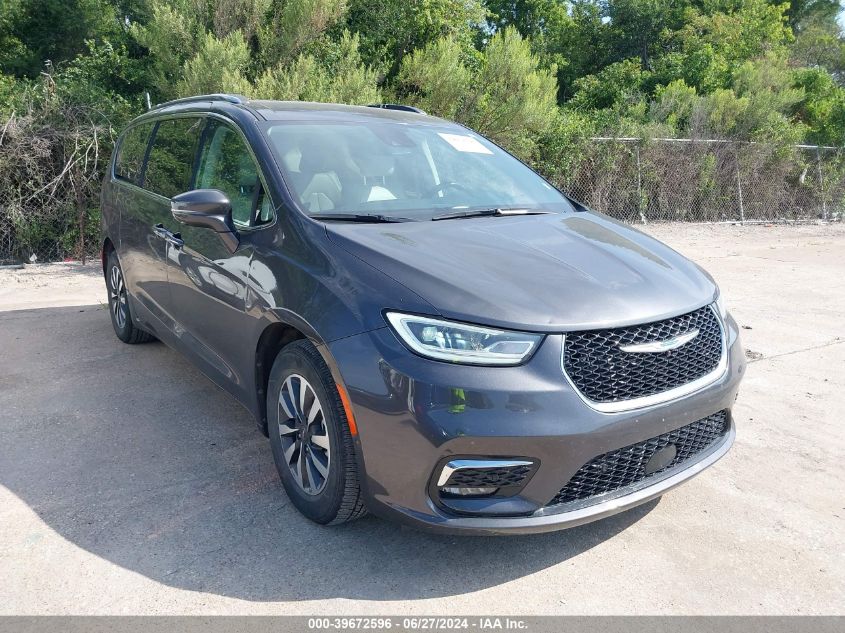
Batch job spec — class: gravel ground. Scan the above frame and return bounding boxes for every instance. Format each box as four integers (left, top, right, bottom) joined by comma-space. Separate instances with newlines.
0, 223, 843, 615
0, 260, 106, 311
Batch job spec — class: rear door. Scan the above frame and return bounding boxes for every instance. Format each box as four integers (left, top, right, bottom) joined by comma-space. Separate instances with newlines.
164, 117, 275, 399
112, 121, 174, 325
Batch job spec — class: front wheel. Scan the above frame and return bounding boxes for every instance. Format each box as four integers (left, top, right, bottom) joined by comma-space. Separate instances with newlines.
267, 340, 366, 524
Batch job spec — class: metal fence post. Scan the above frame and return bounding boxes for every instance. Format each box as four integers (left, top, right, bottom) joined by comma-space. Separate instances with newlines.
636, 142, 647, 224
816, 146, 828, 221
735, 146, 746, 223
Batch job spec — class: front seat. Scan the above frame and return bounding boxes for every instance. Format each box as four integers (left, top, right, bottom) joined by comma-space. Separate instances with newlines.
295, 143, 366, 213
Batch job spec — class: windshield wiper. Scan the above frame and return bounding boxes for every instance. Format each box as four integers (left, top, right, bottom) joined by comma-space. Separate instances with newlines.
431, 208, 553, 221
310, 213, 415, 223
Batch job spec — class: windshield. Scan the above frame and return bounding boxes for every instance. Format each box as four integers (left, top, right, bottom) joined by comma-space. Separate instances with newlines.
263, 120, 572, 221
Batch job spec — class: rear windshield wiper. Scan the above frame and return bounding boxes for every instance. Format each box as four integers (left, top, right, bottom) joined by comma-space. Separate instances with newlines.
309, 213, 416, 223
431, 208, 553, 221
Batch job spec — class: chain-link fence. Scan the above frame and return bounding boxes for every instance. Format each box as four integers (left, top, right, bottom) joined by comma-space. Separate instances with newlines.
1, 132, 843, 265
555, 138, 845, 224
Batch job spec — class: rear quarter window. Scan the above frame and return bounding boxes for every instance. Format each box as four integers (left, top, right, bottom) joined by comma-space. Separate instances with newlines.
114, 123, 154, 185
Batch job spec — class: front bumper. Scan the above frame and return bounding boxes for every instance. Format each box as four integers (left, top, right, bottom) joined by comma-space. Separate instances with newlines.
327, 314, 745, 535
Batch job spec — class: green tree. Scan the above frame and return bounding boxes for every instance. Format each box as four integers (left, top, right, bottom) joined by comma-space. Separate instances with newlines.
486, 0, 565, 37
666, 0, 793, 92
791, 12, 845, 82
395, 37, 473, 119
0, 0, 119, 77
345, 0, 486, 76
130, 0, 206, 100
1, 0, 844, 186
397, 26, 559, 157
178, 31, 253, 97
793, 67, 845, 145
254, 30, 380, 103
259, 0, 348, 67
782, 0, 842, 30
650, 79, 700, 135
685, 53, 806, 143
604, 0, 681, 72
569, 58, 649, 111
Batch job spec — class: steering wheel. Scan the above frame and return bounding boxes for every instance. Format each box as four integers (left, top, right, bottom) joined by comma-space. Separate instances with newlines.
422, 181, 475, 199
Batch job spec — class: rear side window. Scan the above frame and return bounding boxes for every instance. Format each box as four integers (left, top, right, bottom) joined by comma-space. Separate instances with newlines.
144, 117, 204, 198
114, 123, 153, 185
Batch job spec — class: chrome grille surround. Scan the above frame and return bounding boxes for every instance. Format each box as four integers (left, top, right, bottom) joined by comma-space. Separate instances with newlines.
561, 304, 727, 413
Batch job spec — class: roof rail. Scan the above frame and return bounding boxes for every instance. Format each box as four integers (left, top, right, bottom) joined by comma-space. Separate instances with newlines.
367, 103, 426, 115
153, 94, 248, 110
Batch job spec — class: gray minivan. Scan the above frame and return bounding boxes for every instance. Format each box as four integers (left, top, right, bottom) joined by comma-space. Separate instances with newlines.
101, 94, 745, 534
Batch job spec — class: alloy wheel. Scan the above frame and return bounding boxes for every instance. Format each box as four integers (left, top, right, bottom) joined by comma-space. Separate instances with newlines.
278, 374, 331, 495
109, 264, 128, 329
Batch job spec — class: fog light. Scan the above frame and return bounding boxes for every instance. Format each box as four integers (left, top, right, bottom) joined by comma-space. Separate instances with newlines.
435, 459, 537, 501
440, 486, 498, 496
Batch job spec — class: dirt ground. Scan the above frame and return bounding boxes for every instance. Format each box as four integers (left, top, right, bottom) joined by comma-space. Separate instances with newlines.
0, 222, 843, 615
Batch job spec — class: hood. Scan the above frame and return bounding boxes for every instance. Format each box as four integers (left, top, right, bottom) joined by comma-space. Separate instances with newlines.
325, 212, 717, 331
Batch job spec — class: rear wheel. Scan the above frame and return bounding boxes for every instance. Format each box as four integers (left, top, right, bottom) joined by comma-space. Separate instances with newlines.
106, 251, 154, 344
267, 340, 366, 524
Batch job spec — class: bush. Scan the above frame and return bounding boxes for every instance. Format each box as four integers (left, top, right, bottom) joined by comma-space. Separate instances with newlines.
0, 75, 119, 263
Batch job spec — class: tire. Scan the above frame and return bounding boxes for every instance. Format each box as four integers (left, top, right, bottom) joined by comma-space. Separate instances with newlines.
106, 250, 155, 344
267, 340, 366, 525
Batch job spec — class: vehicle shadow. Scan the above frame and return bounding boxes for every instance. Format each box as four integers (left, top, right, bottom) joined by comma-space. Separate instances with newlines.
0, 305, 658, 602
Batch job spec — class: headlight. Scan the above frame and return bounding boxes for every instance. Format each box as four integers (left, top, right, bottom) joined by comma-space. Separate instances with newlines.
385, 312, 543, 365
714, 292, 728, 320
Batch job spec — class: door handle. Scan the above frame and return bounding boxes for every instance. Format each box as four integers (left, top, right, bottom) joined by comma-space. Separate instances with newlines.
153, 224, 184, 249
165, 232, 184, 249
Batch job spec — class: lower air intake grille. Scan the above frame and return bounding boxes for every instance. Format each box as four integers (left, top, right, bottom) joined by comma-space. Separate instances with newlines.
444, 465, 533, 488
547, 411, 729, 508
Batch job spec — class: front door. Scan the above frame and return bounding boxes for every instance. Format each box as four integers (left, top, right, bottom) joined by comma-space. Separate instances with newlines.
165, 118, 275, 401
136, 116, 205, 331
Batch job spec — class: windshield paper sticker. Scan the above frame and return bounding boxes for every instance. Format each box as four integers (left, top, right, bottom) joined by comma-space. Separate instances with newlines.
437, 133, 493, 154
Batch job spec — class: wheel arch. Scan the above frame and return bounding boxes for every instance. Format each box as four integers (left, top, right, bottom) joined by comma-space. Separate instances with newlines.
101, 236, 116, 279
253, 317, 358, 440
254, 321, 307, 436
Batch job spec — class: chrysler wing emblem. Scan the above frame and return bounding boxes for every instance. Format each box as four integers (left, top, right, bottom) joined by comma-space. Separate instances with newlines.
619, 329, 699, 353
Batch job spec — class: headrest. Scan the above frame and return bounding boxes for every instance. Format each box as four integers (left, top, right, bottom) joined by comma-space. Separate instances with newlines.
299, 137, 349, 175
358, 153, 396, 178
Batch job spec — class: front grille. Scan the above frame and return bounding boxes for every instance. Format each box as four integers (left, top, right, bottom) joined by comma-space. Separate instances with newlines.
443, 465, 533, 488
547, 411, 729, 507
563, 305, 723, 404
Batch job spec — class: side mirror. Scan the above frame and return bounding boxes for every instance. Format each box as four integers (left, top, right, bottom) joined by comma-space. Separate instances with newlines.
171, 189, 238, 252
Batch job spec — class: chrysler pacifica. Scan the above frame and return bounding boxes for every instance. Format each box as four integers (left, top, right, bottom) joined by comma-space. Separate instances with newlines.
100, 95, 745, 534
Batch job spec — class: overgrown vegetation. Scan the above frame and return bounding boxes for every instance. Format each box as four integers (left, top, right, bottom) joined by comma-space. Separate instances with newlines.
1, 1, 844, 261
